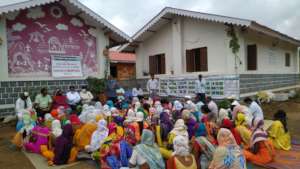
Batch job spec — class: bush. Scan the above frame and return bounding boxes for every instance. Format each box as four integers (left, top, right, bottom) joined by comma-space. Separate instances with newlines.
86, 77, 107, 95
218, 99, 231, 109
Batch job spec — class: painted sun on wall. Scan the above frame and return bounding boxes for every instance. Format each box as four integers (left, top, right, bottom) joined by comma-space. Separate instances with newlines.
6, 3, 98, 77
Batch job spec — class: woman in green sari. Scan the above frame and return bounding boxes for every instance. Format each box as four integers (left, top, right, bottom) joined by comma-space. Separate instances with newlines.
129, 129, 165, 169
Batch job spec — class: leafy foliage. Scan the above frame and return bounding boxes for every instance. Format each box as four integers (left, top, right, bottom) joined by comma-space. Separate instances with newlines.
86, 77, 107, 95
227, 25, 240, 55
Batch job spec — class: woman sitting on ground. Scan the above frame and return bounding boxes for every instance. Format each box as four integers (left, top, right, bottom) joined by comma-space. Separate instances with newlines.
244, 119, 275, 165
209, 128, 247, 169
221, 119, 242, 145
167, 135, 197, 169
168, 119, 189, 148
268, 110, 291, 150
129, 129, 165, 169
235, 112, 252, 147
193, 123, 216, 169
53, 124, 73, 165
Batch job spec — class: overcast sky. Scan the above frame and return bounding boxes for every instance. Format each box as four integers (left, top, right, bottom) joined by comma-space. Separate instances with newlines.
1, 0, 299, 38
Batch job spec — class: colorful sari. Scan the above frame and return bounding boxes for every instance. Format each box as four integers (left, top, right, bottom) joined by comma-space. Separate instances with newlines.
235, 113, 252, 146
268, 120, 291, 151
135, 129, 165, 169
209, 128, 247, 169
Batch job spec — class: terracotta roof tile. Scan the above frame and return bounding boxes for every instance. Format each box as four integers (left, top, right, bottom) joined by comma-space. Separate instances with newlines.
109, 51, 136, 63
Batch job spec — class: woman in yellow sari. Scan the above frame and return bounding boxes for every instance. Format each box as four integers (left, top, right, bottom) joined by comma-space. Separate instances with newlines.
235, 113, 252, 147
268, 110, 291, 151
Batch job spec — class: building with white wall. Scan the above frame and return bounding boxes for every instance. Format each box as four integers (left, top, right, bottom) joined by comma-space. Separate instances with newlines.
124, 7, 300, 97
0, 0, 130, 116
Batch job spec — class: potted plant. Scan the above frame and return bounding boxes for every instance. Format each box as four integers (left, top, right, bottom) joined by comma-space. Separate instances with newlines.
86, 77, 107, 104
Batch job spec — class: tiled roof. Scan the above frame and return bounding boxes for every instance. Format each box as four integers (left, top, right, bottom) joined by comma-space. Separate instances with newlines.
109, 51, 135, 63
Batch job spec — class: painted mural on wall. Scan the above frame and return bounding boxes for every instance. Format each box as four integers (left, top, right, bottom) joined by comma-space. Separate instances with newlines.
6, 2, 98, 77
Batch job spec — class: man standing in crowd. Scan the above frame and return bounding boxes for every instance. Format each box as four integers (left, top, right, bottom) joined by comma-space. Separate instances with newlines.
15, 92, 32, 113
66, 86, 81, 110
34, 88, 52, 118
244, 97, 264, 121
147, 73, 159, 99
195, 74, 206, 103
106, 75, 119, 103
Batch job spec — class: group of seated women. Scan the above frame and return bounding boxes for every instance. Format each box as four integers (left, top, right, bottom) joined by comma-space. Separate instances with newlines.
11, 93, 291, 169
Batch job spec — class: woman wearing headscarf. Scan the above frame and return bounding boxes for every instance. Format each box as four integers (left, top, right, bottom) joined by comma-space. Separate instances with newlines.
181, 109, 197, 139
268, 110, 291, 150
167, 135, 197, 169
172, 100, 183, 122
50, 119, 62, 146
221, 119, 242, 145
160, 111, 174, 142
68, 116, 97, 163
54, 124, 73, 165
85, 119, 109, 152
244, 119, 275, 165
52, 89, 69, 109
235, 113, 252, 147
209, 128, 247, 169
168, 119, 189, 147
129, 129, 165, 169
193, 124, 216, 169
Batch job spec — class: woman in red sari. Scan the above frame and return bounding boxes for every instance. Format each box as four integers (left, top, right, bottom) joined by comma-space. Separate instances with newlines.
52, 89, 69, 109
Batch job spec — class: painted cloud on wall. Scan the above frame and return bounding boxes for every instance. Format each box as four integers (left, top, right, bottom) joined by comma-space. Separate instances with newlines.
88, 28, 97, 37
26, 7, 45, 19
70, 17, 83, 27
12, 22, 26, 32
6, 11, 19, 21
56, 23, 68, 31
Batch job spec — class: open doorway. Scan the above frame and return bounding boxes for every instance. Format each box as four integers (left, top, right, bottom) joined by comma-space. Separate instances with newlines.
110, 64, 117, 79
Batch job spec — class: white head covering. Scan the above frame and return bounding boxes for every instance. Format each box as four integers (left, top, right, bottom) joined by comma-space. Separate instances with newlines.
24, 92, 29, 97
44, 113, 54, 121
231, 100, 240, 106
102, 105, 111, 116
85, 119, 108, 152
86, 112, 97, 123
217, 108, 229, 125
173, 135, 190, 156
173, 100, 183, 111
125, 109, 136, 122
95, 102, 102, 109
51, 120, 62, 138
186, 100, 196, 111
170, 119, 188, 139
135, 111, 144, 122
111, 107, 119, 117
132, 97, 139, 105
184, 95, 192, 100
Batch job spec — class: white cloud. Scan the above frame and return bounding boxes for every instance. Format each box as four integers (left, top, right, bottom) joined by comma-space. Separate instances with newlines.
12, 22, 26, 32
6, 11, 19, 20
56, 23, 68, 31
70, 18, 83, 27
26, 6, 45, 19
88, 28, 97, 37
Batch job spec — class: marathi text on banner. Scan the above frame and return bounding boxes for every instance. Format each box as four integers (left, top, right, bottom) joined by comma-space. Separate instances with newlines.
51, 55, 83, 78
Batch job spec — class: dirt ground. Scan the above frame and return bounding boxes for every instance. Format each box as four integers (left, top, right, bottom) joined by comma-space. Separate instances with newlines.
0, 100, 299, 169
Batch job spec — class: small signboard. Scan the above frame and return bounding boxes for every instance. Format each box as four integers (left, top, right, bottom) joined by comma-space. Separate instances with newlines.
51, 55, 83, 78
158, 75, 239, 99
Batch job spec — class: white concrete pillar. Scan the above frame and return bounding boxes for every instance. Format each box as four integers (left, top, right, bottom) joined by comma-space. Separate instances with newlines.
171, 17, 183, 75
96, 27, 109, 78
0, 17, 8, 81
